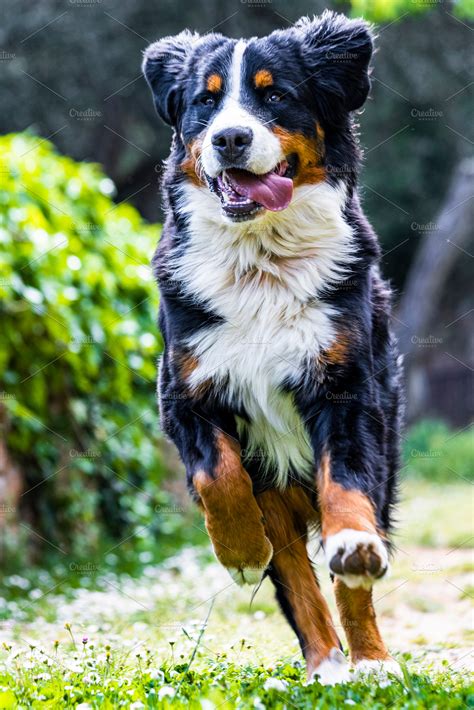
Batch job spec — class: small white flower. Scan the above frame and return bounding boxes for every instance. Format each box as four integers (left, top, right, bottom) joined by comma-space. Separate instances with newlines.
158, 686, 176, 700
6, 575, 30, 590
28, 589, 44, 600
67, 664, 84, 673
263, 678, 287, 692
150, 669, 165, 683
35, 673, 51, 681
83, 673, 100, 684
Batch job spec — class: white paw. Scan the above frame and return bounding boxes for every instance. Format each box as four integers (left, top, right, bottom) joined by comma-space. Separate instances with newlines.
354, 659, 403, 686
308, 648, 351, 686
324, 529, 389, 589
227, 566, 267, 586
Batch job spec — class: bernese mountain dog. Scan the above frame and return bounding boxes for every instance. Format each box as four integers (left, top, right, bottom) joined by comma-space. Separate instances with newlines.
142, 10, 403, 685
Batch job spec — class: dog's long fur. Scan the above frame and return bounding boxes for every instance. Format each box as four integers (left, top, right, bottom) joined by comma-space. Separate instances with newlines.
143, 11, 402, 684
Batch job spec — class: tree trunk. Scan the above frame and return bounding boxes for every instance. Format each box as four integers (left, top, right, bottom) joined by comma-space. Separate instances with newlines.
396, 158, 474, 357
395, 158, 474, 422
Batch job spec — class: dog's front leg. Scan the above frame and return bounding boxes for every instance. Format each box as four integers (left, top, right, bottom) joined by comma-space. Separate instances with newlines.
315, 449, 400, 676
193, 432, 273, 585
317, 451, 389, 589
159, 353, 272, 584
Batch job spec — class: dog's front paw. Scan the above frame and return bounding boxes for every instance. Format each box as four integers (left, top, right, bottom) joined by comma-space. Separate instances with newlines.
307, 648, 351, 686
353, 658, 402, 685
227, 563, 270, 586
324, 529, 389, 589
210, 529, 273, 586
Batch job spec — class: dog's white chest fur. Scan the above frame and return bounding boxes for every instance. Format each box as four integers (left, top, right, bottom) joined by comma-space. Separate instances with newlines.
172, 180, 354, 487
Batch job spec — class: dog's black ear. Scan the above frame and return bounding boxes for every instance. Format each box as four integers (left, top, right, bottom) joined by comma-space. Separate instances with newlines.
295, 11, 373, 118
142, 30, 200, 126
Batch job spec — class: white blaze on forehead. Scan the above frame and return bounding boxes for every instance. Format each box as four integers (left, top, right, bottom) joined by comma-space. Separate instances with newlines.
201, 40, 283, 178
228, 40, 246, 102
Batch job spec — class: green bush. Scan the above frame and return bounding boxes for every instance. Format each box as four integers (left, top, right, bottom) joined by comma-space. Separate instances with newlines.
0, 133, 172, 564
403, 419, 473, 483
350, 0, 474, 21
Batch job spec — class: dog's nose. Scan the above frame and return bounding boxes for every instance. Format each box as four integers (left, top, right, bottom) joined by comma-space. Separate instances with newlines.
211, 127, 253, 162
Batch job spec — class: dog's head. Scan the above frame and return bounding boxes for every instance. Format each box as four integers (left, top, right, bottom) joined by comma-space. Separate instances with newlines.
143, 11, 373, 223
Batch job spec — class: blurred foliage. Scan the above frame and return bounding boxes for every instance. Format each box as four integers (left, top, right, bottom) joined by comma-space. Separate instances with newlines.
0, 133, 183, 564
403, 419, 473, 482
350, 0, 474, 21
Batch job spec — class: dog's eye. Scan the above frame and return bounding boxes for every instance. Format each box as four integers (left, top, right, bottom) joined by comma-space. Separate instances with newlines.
200, 94, 216, 107
265, 91, 283, 104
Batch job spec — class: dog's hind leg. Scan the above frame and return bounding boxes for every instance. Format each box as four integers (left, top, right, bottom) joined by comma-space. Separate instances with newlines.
256, 487, 350, 685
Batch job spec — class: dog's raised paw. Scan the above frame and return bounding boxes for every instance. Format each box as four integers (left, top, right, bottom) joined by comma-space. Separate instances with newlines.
324, 529, 389, 589
219, 535, 273, 586
227, 566, 268, 586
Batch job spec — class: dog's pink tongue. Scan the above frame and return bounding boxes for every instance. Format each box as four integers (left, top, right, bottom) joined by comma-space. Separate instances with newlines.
227, 169, 293, 211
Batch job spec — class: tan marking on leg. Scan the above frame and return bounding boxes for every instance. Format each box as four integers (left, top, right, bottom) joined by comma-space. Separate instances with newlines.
194, 433, 272, 575
318, 452, 378, 537
334, 578, 389, 662
257, 488, 341, 680
206, 73, 222, 93
254, 69, 273, 88
273, 125, 325, 187
318, 454, 389, 587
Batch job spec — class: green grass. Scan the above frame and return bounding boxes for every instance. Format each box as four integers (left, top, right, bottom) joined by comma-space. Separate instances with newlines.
402, 420, 473, 484
0, 652, 473, 709
398, 479, 474, 548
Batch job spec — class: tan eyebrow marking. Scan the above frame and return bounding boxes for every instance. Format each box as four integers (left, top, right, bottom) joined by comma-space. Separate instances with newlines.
206, 74, 222, 93
254, 69, 273, 89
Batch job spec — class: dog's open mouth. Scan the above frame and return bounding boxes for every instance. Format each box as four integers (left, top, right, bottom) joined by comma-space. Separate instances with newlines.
208, 156, 297, 222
